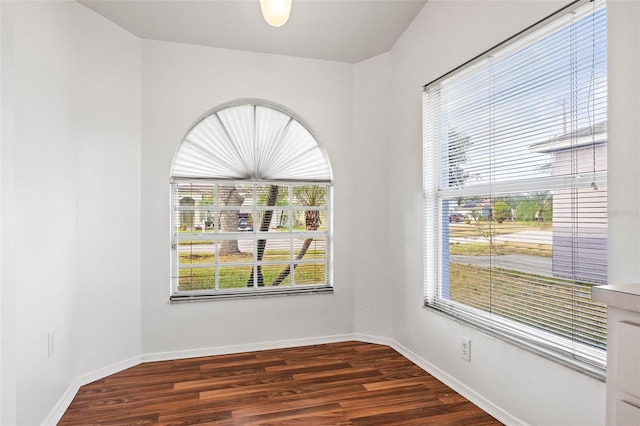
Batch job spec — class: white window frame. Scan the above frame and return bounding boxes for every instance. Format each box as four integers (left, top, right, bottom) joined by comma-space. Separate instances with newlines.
170, 100, 333, 301
423, 0, 607, 377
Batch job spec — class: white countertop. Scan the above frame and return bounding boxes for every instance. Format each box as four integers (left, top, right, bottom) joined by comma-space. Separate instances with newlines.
592, 283, 640, 312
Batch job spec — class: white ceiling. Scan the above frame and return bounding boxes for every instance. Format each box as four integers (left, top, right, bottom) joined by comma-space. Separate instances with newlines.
78, 0, 427, 63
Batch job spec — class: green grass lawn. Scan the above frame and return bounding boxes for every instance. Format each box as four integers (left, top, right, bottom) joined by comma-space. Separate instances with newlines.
449, 241, 552, 257
448, 262, 607, 349
448, 221, 551, 239
445, 221, 604, 349
177, 250, 325, 290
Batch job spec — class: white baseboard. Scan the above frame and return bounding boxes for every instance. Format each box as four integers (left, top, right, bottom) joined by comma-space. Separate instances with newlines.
44, 334, 357, 424
352, 332, 395, 347
43, 355, 141, 426
141, 333, 357, 362
389, 339, 528, 426
45, 334, 521, 426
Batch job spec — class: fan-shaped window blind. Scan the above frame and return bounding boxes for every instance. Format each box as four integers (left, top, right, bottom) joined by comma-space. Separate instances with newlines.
170, 101, 333, 301
172, 102, 332, 182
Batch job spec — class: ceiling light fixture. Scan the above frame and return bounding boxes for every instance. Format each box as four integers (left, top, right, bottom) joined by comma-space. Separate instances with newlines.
260, 0, 292, 27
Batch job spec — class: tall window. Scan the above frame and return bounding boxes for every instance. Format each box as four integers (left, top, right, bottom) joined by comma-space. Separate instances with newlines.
423, 0, 607, 374
171, 100, 333, 301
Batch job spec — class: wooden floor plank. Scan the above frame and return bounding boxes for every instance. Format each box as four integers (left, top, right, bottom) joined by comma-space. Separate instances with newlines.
59, 341, 503, 425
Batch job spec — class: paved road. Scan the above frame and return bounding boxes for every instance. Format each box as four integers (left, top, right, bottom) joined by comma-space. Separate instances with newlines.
449, 229, 552, 245
178, 238, 324, 253
450, 254, 552, 276
448, 229, 553, 276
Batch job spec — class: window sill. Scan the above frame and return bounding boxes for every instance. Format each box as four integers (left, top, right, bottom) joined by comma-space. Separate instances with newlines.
170, 285, 333, 303
422, 303, 606, 381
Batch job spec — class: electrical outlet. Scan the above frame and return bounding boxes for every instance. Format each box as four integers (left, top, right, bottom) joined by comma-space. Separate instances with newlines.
48, 329, 55, 358
460, 336, 471, 362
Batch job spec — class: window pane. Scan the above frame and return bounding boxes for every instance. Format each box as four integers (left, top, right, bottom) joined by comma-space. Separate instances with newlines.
293, 185, 326, 207
219, 265, 253, 289
262, 239, 293, 262
294, 263, 326, 285
424, 0, 607, 371
445, 192, 607, 349
178, 246, 214, 267
218, 184, 245, 234
220, 239, 254, 261
258, 263, 292, 287
256, 184, 288, 205
178, 267, 215, 291
292, 210, 326, 232
294, 237, 325, 259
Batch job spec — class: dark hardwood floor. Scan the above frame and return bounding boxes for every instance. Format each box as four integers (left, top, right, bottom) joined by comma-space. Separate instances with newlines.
59, 341, 502, 425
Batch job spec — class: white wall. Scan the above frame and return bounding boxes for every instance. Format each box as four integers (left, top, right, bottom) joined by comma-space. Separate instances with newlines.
349, 1, 640, 425
1, 3, 18, 423
140, 41, 356, 356
73, 1, 142, 379
353, 53, 394, 338
9, 5, 78, 423
607, 1, 640, 422
608, 0, 640, 286
0, 2, 141, 424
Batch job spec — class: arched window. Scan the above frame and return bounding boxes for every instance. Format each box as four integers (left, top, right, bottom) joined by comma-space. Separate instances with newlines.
170, 100, 333, 301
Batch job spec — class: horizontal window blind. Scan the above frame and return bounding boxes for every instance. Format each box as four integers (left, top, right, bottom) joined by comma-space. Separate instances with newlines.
424, 0, 607, 374
171, 181, 331, 298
